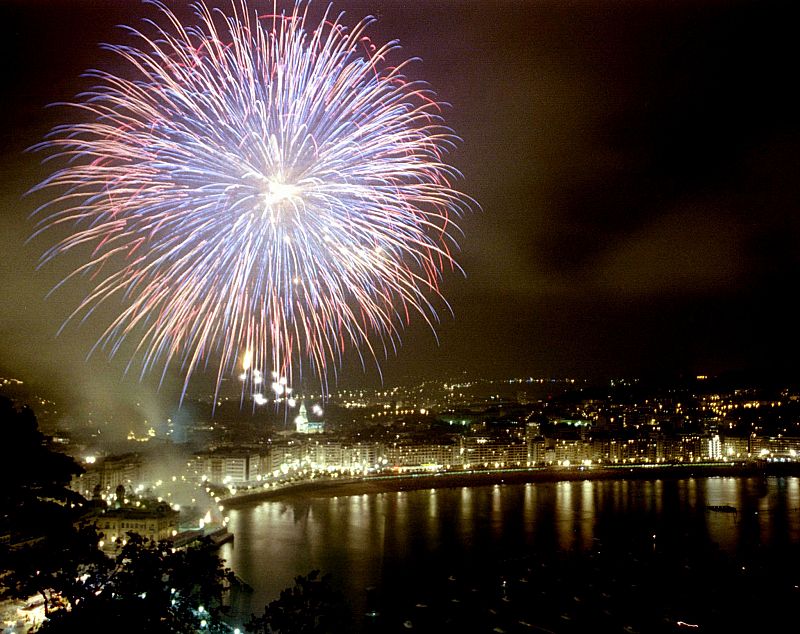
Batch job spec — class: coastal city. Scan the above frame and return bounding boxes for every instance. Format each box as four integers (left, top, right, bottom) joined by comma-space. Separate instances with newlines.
4, 371, 800, 631
2, 0, 799, 631
6, 373, 800, 551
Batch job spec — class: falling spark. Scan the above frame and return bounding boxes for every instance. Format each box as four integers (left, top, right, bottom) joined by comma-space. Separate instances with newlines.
32, 0, 472, 400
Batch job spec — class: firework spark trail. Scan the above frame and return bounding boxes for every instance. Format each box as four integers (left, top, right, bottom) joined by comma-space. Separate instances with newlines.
31, 0, 473, 402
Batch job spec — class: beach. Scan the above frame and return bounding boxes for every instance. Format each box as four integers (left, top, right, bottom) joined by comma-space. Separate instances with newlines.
220, 461, 799, 507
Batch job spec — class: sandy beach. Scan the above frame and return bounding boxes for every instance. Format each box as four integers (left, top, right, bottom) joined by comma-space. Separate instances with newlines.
221, 461, 800, 507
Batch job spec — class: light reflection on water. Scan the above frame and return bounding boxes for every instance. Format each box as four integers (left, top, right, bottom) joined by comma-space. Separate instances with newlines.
220, 476, 800, 626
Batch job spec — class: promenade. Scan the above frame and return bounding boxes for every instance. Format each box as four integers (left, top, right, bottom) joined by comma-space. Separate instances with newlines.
221, 461, 799, 507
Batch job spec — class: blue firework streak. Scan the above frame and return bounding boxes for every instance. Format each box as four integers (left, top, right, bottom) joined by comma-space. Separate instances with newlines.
31, 0, 472, 400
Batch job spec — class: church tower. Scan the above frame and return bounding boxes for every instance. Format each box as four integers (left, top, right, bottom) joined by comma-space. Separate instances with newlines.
294, 401, 309, 434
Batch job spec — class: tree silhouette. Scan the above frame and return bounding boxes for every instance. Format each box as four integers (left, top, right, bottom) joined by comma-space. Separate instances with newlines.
1, 396, 84, 529
0, 396, 96, 618
40, 534, 234, 633
247, 570, 346, 633
1, 397, 234, 631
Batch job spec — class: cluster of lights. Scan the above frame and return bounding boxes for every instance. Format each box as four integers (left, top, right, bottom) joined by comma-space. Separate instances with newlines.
239, 349, 298, 408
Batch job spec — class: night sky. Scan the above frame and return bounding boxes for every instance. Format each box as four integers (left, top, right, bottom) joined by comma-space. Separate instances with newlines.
1, 0, 798, 410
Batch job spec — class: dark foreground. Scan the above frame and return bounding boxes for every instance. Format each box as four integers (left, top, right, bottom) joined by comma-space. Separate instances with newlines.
365, 534, 800, 634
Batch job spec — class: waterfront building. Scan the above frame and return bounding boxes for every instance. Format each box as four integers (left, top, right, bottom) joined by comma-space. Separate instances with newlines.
505, 442, 527, 466
552, 438, 589, 465
192, 449, 261, 484
460, 437, 525, 469
723, 436, 750, 459
386, 442, 459, 470
90, 503, 178, 553
305, 441, 343, 470
527, 436, 546, 465
70, 453, 143, 498
750, 436, 800, 460
678, 434, 704, 462
708, 434, 722, 460
261, 441, 305, 474
342, 442, 384, 470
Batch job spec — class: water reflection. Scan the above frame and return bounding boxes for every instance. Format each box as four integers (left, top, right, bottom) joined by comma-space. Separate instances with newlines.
579, 479, 594, 546
221, 476, 800, 629
523, 483, 535, 549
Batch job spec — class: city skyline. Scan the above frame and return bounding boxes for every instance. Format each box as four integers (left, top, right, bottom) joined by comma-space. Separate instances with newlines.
1, 0, 798, 415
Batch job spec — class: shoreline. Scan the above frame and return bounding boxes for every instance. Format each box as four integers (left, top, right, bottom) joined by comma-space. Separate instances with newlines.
221, 461, 800, 507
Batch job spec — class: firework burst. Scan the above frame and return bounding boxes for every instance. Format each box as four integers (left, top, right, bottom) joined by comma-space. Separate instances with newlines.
31, 0, 472, 400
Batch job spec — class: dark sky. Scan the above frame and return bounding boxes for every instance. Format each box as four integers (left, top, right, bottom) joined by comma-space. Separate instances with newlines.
1, 0, 799, 410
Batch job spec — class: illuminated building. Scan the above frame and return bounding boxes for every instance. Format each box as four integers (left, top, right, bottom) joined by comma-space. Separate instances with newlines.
70, 453, 143, 498
461, 437, 526, 469
91, 503, 178, 553
305, 441, 343, 469
708, 434, 722, 460
750, 436, 800, 460
386, 443, 459, 470
723, 436, 750, 459
295, 402, 309, 434
342, 442, 383, 470
294, 401, 325, 434
192, 449, 261, 484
